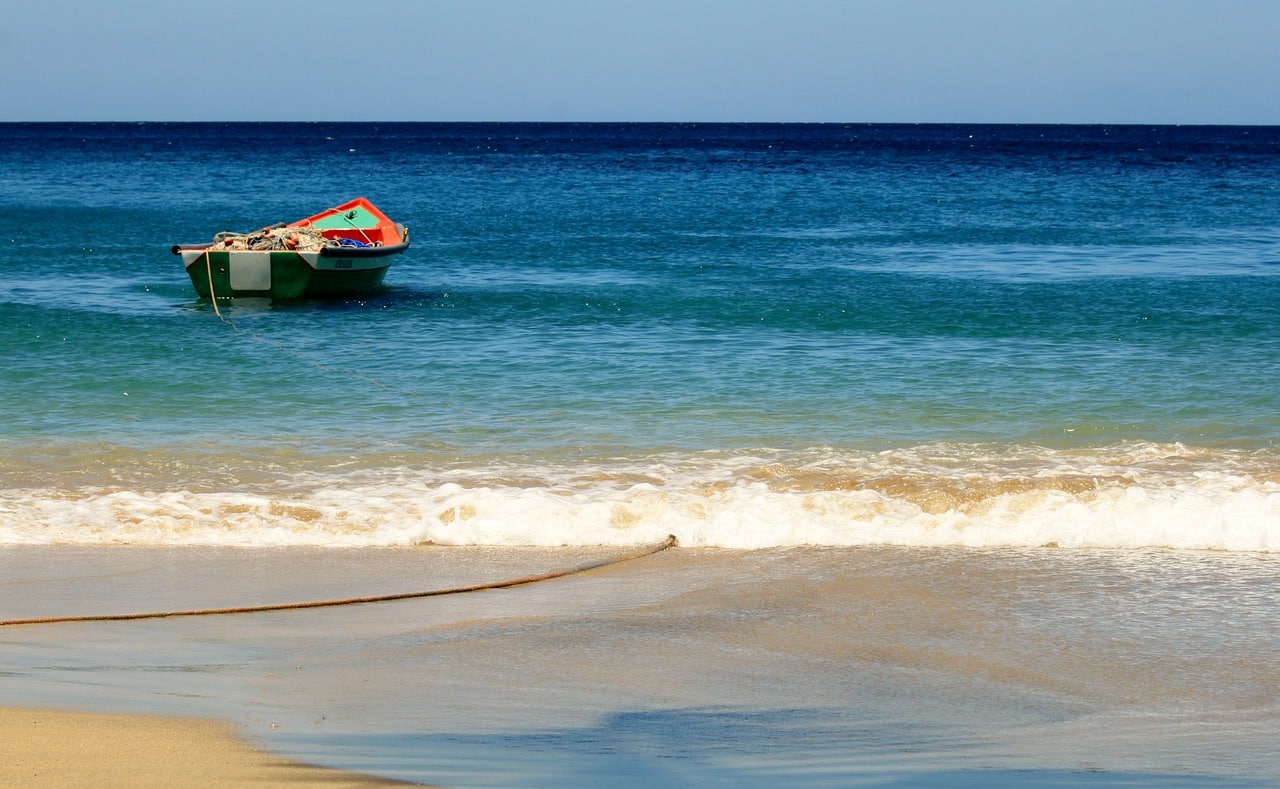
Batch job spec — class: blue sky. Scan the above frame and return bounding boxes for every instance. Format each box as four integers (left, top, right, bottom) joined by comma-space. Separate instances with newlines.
3, 0, 1277, 123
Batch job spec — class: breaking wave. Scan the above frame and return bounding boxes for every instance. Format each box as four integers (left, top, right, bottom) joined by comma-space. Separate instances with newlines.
2, 442, 1278, 552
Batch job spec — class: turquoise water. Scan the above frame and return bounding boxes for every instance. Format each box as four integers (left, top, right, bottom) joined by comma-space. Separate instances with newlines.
2, 123, 1279, 786
2, 123, 1278, 549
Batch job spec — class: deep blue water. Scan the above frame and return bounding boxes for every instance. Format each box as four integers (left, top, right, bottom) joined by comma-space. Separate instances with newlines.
1, 123, 1279, 549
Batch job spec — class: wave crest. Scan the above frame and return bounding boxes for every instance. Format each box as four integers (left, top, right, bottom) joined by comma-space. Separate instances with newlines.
3, 443, 1278, 551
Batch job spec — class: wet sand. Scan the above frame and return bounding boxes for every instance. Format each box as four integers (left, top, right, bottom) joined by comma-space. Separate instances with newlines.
0, 706, 417, 787
1, 544, 1277, 786
0, 544, 665, 787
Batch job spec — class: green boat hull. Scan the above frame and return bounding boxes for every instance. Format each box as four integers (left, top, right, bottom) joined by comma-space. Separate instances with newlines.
180, 248, 395, 300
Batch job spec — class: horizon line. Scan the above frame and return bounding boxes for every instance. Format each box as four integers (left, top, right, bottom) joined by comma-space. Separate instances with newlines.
3, 119, 1278, 127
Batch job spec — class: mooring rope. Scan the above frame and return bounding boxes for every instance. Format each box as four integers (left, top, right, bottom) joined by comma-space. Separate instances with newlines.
0, 536, 677, 627
204, 250, 223, 319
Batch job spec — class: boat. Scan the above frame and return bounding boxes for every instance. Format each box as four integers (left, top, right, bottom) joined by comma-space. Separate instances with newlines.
172, 197, 409, 299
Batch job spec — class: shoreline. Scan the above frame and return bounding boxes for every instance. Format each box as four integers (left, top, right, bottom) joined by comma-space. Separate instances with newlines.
0, 706, 424, 788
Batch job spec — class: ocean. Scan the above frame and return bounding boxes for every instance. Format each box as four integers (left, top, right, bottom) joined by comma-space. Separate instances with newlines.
1, 123, 1278, 786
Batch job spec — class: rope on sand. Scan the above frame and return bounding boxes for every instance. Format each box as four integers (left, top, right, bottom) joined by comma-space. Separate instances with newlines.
0, 536, 677, 628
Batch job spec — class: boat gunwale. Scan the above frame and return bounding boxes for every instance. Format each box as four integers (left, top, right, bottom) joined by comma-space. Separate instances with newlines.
170, 240, 410, 258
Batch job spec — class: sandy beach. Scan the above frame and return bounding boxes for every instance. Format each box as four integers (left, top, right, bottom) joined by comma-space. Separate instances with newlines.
0, 544, 676, 786
2, 544, 1277, 786
0, 706, 417, 787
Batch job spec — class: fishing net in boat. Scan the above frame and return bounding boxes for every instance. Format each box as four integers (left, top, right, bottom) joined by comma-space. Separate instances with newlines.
213, 225, 346, 252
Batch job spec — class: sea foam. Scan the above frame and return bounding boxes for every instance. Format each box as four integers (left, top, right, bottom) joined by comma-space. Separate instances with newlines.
3, 443, 1277, 552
